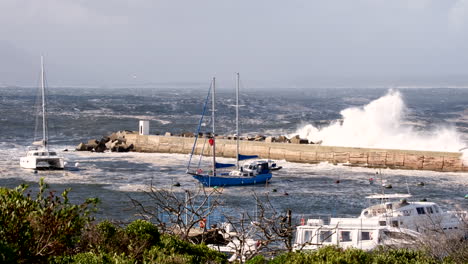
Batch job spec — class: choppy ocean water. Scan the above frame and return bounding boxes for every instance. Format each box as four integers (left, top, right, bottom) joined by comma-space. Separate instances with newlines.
0, 86, 467, 222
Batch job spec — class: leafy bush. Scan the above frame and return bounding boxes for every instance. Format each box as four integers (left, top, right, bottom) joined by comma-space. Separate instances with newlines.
126, 219, 159, 241
53, 251, 135, 264
253, 246, 451, 264
0, 179, 98, 263
144, 234, 228, 264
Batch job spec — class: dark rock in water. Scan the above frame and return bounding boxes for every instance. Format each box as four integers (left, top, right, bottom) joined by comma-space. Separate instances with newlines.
384, 184, 392, 189
272, 188, 277, 192
33, 170, 38, 174
420, 198, 427, 202
93, 139, 107, 153
173, 182, 181, 187
417, 182, 425, 186
335, 180, 340, 184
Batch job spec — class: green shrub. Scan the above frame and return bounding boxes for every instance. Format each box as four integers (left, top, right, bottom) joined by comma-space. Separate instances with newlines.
246, 254, 268, 264
125, 219, 160, 246
372, 248, 441, 264
53, 251, 135, 264
266, 246, 447, 264
0, 179, 98, 263
145, 234, 228, 264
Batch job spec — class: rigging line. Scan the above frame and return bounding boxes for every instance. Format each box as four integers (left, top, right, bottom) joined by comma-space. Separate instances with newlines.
43, 68, 59, 146
43, 64, 51, 148
196, 115, 213, 169
33, 70, 42, 143
196, 112, 214, 169
186, 82, 212, 172
196, 136, 208, 170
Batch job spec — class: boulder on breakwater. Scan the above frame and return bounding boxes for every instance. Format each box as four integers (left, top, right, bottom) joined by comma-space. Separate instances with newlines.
75, 131, 134, 153
76, 130, 316, 153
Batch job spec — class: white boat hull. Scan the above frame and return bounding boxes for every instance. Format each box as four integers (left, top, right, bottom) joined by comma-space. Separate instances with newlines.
20, 156, 64, 169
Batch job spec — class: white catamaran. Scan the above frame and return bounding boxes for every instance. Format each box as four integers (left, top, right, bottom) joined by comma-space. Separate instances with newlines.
20, 56, 64, 170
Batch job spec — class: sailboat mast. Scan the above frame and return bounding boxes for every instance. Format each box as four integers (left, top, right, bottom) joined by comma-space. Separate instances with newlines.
40, 56, 48, 151
236, 72, 240, 169
211, 77, 216, 176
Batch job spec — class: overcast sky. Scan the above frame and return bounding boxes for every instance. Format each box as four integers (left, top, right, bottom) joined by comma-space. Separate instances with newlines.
1, 0, 467, 88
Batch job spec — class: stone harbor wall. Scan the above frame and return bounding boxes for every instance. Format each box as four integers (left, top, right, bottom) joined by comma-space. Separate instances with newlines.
119, 131, 468, 172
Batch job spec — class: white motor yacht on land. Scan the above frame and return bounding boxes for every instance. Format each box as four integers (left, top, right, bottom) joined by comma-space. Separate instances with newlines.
20, 56, 64, 170
293, 193, 467, 251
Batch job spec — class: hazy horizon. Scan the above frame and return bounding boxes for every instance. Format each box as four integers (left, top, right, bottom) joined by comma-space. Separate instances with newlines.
1, 0, 467, 88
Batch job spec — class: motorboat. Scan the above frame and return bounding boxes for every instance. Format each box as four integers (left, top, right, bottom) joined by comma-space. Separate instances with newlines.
293, 193, 467, 251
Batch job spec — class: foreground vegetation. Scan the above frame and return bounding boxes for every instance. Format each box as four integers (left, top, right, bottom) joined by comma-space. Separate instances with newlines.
0, 180, 466, 263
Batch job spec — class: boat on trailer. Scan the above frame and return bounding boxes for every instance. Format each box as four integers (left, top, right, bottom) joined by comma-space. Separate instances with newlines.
20, 56, 64, 170
293, 193, 467, 251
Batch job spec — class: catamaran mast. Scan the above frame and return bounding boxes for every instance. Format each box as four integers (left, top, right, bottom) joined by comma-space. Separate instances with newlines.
211, 77, 216, 176
236, 72, 240, 169
40, 55, 48, 151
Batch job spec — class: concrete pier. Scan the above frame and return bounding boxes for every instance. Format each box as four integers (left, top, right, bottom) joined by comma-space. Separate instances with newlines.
123, 132, 468, 172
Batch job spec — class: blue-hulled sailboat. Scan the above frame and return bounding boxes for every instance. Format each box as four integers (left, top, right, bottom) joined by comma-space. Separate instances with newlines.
187, 74, 273, 187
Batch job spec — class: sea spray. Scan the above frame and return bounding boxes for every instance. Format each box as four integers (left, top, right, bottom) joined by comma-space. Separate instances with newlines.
291, 90, 465, 152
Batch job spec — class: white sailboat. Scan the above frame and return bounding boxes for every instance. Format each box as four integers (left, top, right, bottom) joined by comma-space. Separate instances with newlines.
20, 56, 64, 170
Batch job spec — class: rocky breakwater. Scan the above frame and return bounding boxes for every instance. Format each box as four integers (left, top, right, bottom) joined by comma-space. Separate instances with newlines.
78, 131, 468, 172
75, 131, 134, 153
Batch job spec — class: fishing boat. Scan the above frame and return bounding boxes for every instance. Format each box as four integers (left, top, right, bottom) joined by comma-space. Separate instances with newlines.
293, 193, 467, 251
187, 74, 273, 187
20, 56, 64, 170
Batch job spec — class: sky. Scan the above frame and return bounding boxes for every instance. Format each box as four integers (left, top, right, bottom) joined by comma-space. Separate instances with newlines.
0, 0, 468, 88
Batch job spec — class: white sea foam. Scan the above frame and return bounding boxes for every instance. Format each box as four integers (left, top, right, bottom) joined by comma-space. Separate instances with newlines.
291, 90, 466, 152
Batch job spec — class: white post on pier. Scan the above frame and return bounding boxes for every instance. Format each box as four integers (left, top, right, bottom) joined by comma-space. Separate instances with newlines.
139, 120, 149, 135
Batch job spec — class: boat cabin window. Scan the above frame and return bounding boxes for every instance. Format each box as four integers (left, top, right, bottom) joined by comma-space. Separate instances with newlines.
426, 207, 433, 214
386, 203, 392, 209
304, 230, 314, 242
379, 221, 386, 226
340, 231, 352, 242
360, 231, 371, 241
416, 207, 426, 215
391, 221, 399, 227
49, 152, 56, 156
320, 231, 332, 243
33, 152, 39, 156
